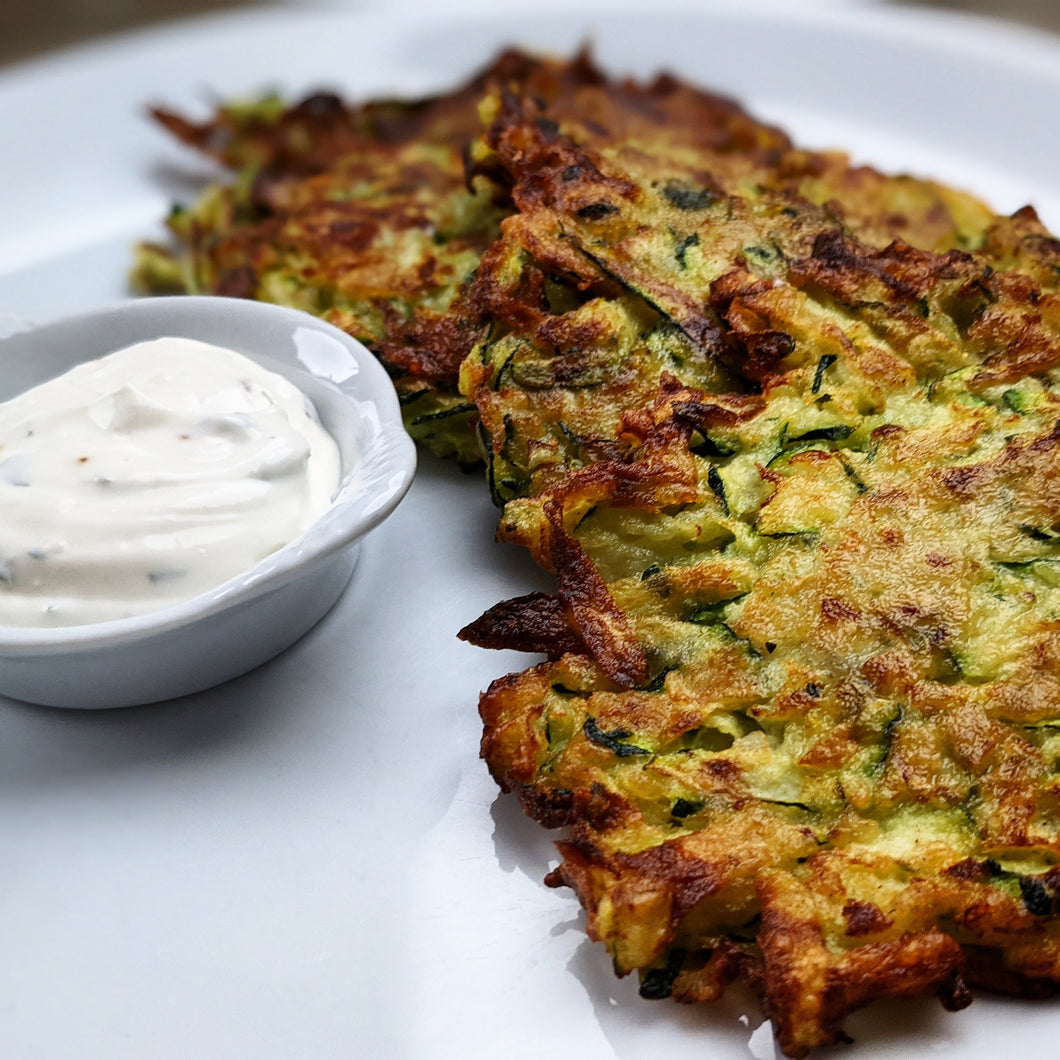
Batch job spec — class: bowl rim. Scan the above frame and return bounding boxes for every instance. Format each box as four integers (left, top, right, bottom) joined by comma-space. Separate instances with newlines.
0, 296, 417, 654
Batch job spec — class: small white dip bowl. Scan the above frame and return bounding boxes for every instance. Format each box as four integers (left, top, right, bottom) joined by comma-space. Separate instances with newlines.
0, 296, 416, 708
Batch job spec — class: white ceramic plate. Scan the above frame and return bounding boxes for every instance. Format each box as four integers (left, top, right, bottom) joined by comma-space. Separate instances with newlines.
0, 3, 1058, 1057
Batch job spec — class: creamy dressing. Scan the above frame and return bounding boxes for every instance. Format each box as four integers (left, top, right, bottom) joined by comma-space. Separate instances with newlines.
0, 337, 341, 627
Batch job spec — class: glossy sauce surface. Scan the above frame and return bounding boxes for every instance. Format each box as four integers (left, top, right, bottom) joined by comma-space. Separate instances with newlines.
0, 337, 341, 626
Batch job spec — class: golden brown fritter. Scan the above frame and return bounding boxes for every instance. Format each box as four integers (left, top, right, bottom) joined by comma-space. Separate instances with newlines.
459, 98, 1060, 1055
139, 50, 1060, 1051
137, 48, 1006, 463
137, 50, 603, 463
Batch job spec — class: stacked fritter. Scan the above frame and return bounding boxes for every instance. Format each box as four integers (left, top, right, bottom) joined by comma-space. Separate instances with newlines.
136, 49, 993, 463
141, 52, 1060, 1056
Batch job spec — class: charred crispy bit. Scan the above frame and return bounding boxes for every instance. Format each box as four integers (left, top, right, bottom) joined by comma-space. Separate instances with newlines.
459, 62, 1060, 1057
458, 591, 585, 658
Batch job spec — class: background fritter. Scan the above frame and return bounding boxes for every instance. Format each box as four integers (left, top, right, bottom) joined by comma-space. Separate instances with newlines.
136, 49, 568, 463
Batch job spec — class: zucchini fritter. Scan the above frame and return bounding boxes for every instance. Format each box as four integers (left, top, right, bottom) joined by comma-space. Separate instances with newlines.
459, 98, 1060, 1055
136, 50, 566, 463
137, 48, 1004, 464
139, 49, 1060, 1052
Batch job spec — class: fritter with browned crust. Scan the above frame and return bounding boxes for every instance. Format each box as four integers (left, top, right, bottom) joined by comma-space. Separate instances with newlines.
137, 50, 1060, 1051
136, 48, 1005, 463
459, 98, 1060, 1055
135, 50, 573, 463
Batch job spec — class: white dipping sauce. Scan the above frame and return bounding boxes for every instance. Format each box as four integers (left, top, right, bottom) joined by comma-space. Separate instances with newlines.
0, 337, 342, 627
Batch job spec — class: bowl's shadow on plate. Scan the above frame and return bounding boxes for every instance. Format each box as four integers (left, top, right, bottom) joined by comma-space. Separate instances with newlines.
0, 473, 425, 797
0, 456, 542, 801
0, 590, 351, 795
